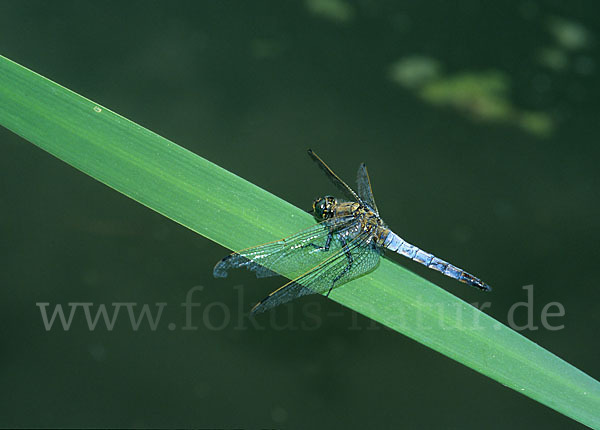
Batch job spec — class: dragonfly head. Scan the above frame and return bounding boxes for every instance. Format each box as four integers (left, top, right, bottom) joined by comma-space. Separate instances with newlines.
312, 195, 337, 220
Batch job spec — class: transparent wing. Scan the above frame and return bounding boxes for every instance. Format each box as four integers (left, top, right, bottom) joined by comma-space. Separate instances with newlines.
356, 163, 378, 214
251, 230, 382, 313
213, 217, 357, 280
307, 149, 365, 204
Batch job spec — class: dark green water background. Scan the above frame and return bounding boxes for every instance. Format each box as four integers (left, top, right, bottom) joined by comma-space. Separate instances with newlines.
1, 1, 598, 428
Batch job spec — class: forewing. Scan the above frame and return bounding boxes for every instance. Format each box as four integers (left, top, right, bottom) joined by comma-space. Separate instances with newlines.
213, 217, 356, 280
252, 231, 382, 313
356, 163, 378, 214
307, 149, 364, 204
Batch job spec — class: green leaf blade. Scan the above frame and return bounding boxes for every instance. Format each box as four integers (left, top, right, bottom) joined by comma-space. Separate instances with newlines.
1, 55, 598, 428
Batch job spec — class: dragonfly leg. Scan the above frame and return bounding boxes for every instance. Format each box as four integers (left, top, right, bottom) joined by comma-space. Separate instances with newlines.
303, 228, 333, 252
327, 235, 354, 297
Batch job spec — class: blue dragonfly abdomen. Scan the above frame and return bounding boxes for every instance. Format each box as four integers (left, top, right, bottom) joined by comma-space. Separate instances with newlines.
382, 231, 491, 291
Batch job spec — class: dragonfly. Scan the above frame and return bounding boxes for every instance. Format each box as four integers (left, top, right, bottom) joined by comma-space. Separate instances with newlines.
214, 149, 491, 314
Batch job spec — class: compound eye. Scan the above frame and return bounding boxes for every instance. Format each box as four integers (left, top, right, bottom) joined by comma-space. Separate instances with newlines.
313, 198, 327, 219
